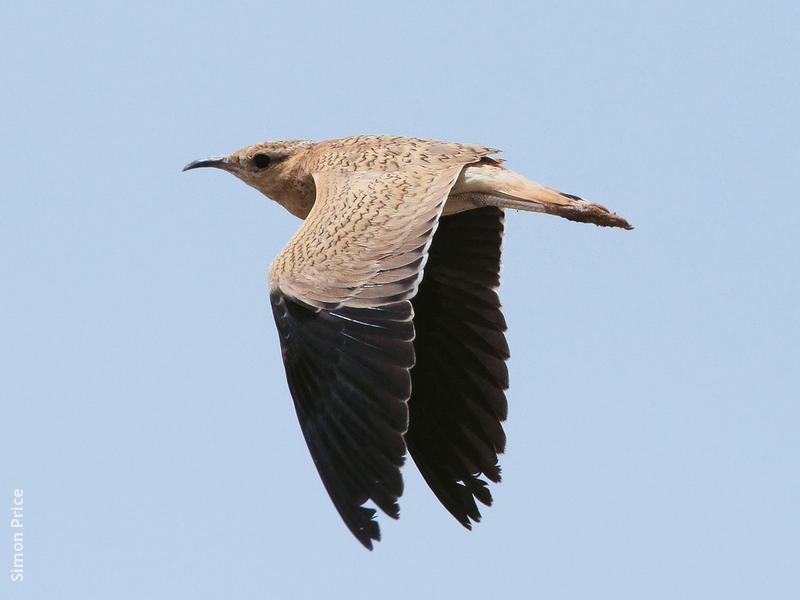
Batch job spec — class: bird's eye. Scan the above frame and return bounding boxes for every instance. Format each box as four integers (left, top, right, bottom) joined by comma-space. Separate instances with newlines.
252, 153, 272, 169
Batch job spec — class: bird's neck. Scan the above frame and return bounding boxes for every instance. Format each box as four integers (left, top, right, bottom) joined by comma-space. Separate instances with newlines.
267, 160, 317, 220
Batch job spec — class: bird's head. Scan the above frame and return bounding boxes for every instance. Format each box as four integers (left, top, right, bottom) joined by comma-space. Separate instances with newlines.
183, 140, 316, 218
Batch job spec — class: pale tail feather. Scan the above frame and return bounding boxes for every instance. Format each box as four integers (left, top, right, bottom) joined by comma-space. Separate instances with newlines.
449, 161, 632, 229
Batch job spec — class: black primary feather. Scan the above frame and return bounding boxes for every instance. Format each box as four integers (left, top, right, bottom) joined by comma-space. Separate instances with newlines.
271, 293, 415, 549
406, 206, 510, 528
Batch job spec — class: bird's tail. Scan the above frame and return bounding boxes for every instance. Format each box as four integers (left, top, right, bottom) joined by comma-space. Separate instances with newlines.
451, 161, 632, 229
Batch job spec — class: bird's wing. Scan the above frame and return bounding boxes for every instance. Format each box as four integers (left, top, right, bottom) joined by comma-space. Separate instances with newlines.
405, 206, 509, 528
268, 143, 493, 549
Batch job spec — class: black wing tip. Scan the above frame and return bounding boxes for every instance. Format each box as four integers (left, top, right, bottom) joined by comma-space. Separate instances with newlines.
462, 475, 498, 528
413, 462, 499, 531
355, 528, 379, 551
348, 495, 405, 549
350, 508, 382, 551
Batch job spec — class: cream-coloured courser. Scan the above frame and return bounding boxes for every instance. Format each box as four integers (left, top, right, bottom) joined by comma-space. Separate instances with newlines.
183, 134, 631, 549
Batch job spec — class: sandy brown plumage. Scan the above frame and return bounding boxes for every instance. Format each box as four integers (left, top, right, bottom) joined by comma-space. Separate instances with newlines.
183, 134, 631, 549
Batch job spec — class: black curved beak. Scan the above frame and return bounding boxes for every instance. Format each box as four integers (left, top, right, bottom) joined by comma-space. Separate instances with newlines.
182, 155, 231, 172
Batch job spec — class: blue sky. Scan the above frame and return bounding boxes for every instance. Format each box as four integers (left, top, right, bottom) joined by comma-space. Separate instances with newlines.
2, 1, 798, 598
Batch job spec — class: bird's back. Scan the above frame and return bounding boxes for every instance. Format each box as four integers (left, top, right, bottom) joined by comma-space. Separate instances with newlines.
300, 135, 499, 174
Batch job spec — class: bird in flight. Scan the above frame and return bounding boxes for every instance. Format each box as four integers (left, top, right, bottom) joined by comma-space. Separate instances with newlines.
183, 135, 631, 549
